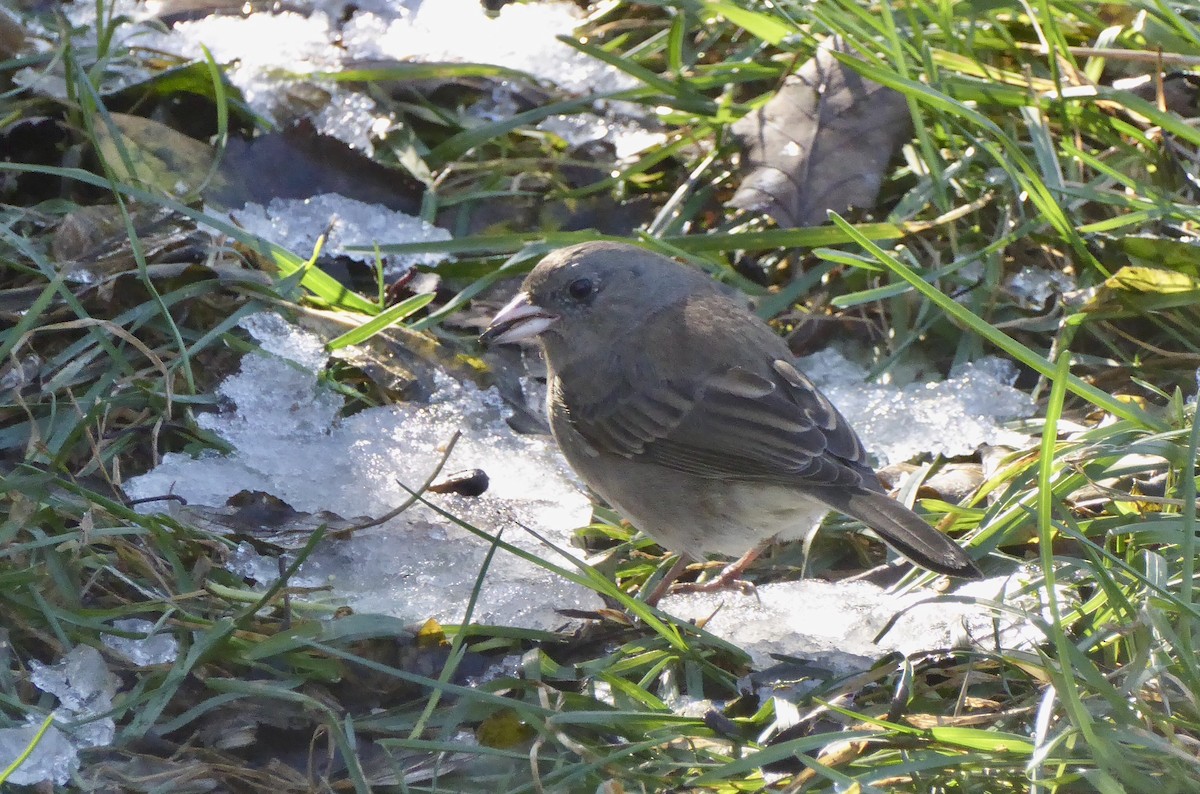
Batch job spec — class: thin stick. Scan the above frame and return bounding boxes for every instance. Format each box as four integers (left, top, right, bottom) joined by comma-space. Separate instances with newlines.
339, 429, 462, 535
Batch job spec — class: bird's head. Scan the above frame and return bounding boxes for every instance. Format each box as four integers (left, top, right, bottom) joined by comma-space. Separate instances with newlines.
480, 242, 708, 356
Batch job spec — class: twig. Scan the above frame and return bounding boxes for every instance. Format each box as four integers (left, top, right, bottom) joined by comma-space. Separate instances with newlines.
339, 429, 463, 534
1017, 43, 1200, 67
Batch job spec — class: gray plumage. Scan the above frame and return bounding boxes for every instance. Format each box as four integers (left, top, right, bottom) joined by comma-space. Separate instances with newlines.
482, 241, 980, 579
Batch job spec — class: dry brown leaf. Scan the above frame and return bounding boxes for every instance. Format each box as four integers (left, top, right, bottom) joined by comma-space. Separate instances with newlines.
729, 36, 912, 228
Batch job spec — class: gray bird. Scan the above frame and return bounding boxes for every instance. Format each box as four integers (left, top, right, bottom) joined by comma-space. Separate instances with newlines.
481, 241, 981, 599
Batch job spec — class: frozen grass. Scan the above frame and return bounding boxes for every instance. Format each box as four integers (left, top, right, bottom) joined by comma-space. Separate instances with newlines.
3, 0, 1200, 790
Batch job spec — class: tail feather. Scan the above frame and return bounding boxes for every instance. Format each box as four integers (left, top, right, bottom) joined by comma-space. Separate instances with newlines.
815, 487, 981, 578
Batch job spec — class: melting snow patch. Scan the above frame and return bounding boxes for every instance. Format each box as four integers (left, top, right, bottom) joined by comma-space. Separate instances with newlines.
800, 350, 1034, 467
1005, 265, 1076, 309
228, 193, 452, 276
124, 313, 598, 629
101, 619, 180, 666
61, 0, 638, 151
661, 569, 1057, 681
344, 0, 639, 97
538, 113, 668, 160
0, 646, 117, 786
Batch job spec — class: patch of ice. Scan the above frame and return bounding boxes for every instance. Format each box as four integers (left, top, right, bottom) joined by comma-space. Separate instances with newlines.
1006, 265, 1076, 309
538, 113, 668, 160
28, 646, 117, 748
0, 646, 118, 785
101, 619, 179, 666
228, 193, 452, 276
60, 0, 638, 151
0, 723, 77, 787
311, 89, 392, 153
133, 10, 391, 151
662, 570, 1057, 679
142, 11, 336, 83
125, 314, 597, 629
344, 0, 639, 97
799, 351, 1034, 466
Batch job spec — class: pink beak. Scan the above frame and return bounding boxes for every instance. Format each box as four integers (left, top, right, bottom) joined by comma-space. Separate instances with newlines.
480, 292, 559, 345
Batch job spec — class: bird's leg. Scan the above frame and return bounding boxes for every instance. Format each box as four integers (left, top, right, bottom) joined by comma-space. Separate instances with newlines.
641, 555, 692, 606
667, 545, 764, 596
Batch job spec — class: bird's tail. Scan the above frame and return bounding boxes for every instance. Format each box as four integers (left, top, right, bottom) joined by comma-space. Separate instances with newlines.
815, 487, 982, 578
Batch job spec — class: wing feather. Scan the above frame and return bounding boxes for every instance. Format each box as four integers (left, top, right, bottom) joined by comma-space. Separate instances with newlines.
566, 357, 878, 489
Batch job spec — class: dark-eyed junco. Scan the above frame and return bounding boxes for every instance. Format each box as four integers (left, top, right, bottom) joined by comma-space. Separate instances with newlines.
481, 242, 981, 599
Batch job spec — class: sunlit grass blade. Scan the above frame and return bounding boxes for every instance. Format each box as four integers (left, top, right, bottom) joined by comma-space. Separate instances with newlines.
326, 292, 436, 350
826, 213, 1162, 430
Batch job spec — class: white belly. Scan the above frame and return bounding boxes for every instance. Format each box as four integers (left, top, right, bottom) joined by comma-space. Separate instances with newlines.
568, 443, 827, 557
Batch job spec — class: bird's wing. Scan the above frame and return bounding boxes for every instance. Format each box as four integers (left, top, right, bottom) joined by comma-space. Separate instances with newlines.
566, 356, 878, 489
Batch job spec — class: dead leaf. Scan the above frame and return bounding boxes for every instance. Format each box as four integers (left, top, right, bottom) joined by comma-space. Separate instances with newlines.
92, 112, 232, 199
415, 618, 449, 648
1121, 72, 1200, 117
1081, 265, 1200, 316
0, 5, 25, 61
51, 203, 194, 279
729, 36, 912, 228
876, 462, 985, 504
792, 737, 870, 787
209, 120, 424, 212
476, 709, 536, 749
1118, 234, 1200, 275
173, 490, 370, 551
1107, 265, 1200, 293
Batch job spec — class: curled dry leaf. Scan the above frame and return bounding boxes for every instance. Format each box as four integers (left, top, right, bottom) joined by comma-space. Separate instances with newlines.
729, 36, 913, 228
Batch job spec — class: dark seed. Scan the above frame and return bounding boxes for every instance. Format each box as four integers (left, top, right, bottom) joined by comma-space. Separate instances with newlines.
429, 469, 489, 497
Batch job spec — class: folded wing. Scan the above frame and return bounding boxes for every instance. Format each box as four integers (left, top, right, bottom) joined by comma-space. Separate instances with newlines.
568, 357, 878, 490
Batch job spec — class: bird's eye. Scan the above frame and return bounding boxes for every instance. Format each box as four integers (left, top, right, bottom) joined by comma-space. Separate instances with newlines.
567, 277, 595, 301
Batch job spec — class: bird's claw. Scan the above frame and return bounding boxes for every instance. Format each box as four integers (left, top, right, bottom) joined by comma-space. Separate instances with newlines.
669, 572, 757, 597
